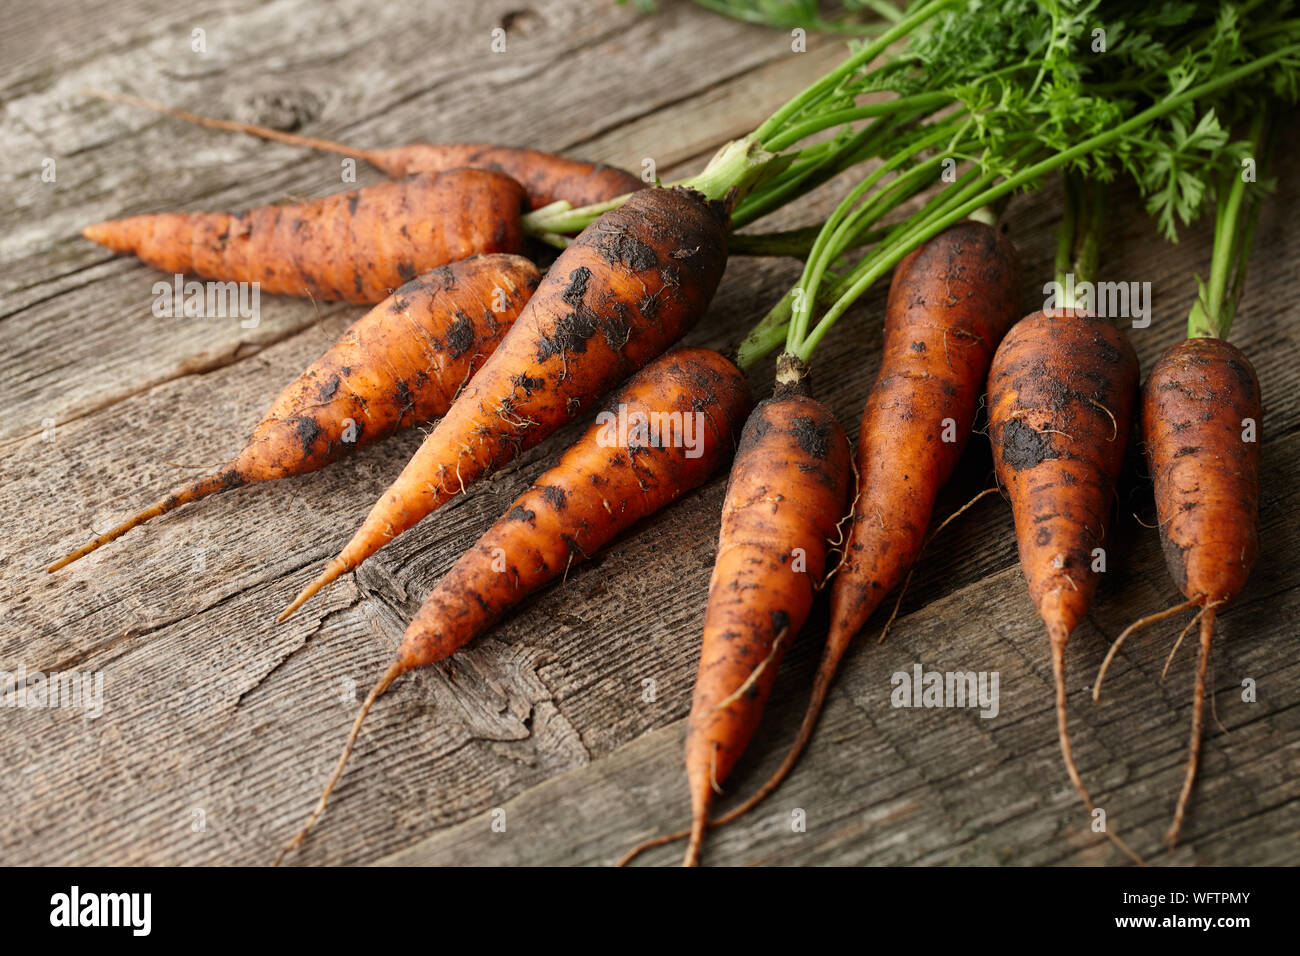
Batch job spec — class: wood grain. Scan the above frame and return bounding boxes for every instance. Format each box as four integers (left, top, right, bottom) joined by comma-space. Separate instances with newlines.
1, 0, 1296, 866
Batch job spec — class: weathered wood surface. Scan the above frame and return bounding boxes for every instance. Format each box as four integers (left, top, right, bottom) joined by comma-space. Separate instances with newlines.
1, 1, 1296, 867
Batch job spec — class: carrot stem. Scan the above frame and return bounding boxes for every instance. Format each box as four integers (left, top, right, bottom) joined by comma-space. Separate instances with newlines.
1053, 173, 1078, 291
750, 0, 959, 145
1189, 112, 1269, 339
733, 113, 901, 229
761, 92, 952, 153
782, 43, 1300, 364
1075, 178, 1106, 289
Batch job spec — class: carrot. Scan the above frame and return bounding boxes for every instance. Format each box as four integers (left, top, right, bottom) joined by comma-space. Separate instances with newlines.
275, 347, 753, 863
82, 168, 528, 304
83, 90, 645, 211
620, 221, 1021, 864
1135, 338, 1260, 845
47, 254, 540, 572
278, 186, 729, 620
378, 145, 643, 210
987, 307, 1144, 862
680, 371, 851, 865
818, 219, 1019, 736
1088, 108, 1270, 849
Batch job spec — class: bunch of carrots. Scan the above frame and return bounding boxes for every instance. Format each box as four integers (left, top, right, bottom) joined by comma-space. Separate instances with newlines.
48, 0, 1297, 865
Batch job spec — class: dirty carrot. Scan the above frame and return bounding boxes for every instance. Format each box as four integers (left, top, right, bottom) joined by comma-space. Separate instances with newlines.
83, 89, 645, 211
986, 173, 1146, 863
82, 168, 528, 304
679, 364, 851, 866
1136, 338, 1260, 845
987, 306, 1143, 863
1093, 114, 1268, 848
278, 185, 730, 621
822, 220, 1018, 699
47, 254, 539, 571
275, 347, 753, 863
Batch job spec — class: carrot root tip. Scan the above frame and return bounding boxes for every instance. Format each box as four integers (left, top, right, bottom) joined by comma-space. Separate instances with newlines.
616, 828, 692, 867
279, 561, 346, 622
1166, 604, 1217, 848
682, 817, 706, 867
46, 473, 231, 572
274, 659, 407, 865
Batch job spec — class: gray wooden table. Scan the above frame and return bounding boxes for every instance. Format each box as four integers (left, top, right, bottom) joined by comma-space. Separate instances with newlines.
2, 0, 1296, 866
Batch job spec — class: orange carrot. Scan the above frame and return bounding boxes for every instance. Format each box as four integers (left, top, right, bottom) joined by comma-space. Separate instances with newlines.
279, 186, 729, 620
988, 307, 1144, 863
47, 254, 540, 571
831, 223, 1019, 642
680, 369, 851, 866
1095, 337, 1261, 847
275, 347, 753, 863
83, 89, 645, 211
378, 145, 644, 210
1145, 339, 1259, 635
82, 169, 528, 304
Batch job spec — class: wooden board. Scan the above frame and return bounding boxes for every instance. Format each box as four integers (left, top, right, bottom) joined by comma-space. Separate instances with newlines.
1, 0, 1296, 867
